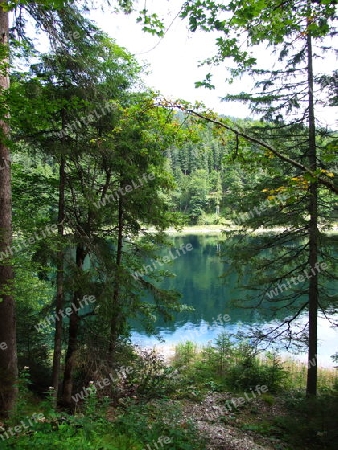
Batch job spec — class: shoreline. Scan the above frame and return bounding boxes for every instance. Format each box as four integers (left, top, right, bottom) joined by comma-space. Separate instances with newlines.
142, 342, 336, 369
164, 224, 338, 236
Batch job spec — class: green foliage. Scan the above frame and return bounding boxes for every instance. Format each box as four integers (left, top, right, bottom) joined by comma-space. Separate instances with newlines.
9, 24, 195, 371
14, 256, 54, 393
207, 335, 288, 393
136, 9, 165, 36
271, 391, 338, 449
172, 334, 289, 395
12, 367, 34, 421
181, 0, 337, 71
241, 421, 279, 436
173, 341, 197, 368
5, 1, 67, 12
1, 413, 143, 449
178, 3, 338, 395
113, 400, 206, 450
169, 342, 207, 399
121, 347, 179, 400
2, 0, 337, 443
225, 354, 286, 394
2, 381, 205, 450
167, 119, 253, 224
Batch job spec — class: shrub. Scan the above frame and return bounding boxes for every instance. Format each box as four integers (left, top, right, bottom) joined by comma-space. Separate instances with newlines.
113, 399, 206, 450
173, 341, 197, 368
205, 334, 288, 393
171, 335, 288, 395
124, 347, 179, 400
273, 391, 338, 449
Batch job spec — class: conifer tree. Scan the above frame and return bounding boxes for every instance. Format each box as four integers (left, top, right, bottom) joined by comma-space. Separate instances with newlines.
181, 0, 338, 395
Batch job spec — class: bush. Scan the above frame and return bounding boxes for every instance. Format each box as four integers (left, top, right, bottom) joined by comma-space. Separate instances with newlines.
113, 399, 206, 450
225, 351, 288, 393
172, 334, 288, 394
1, 413, 143, 450
124, 347, 179, 400
173, 341, 197, 368
273, 391, 338, 449
72, 343, 179, 405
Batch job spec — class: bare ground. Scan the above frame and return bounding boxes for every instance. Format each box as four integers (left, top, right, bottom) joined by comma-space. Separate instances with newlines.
178, 392, 290, 450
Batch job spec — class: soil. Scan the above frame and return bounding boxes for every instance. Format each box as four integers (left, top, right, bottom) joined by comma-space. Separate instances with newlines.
177, 391, 290, 450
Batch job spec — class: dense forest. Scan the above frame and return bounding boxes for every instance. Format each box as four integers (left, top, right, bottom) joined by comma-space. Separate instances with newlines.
166, 121, 337, 225
0, 1, 337, 449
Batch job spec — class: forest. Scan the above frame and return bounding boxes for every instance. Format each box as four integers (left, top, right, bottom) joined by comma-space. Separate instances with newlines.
0, 1, 337, 449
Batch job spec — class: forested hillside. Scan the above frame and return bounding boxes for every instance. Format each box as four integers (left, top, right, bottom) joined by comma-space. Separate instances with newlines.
166, 118, 338, 226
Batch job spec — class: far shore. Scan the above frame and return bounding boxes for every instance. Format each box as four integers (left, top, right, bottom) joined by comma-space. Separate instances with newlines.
163, 224, 338, 236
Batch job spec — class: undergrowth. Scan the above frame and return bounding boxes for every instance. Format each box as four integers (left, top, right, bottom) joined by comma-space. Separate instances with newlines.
2, 335, 338, 450
0, 364, 205, 450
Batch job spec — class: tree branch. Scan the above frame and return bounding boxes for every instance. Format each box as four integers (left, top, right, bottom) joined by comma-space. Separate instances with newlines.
157, 100, 338, 195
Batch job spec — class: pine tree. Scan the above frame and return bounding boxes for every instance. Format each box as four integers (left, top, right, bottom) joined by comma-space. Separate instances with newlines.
181, 0, 338, 395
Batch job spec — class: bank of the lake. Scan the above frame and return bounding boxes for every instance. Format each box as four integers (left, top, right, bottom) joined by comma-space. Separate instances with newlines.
163, 224, 338, 236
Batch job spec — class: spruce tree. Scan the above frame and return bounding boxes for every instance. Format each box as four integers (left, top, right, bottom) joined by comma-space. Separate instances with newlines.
181, 0, 338, 395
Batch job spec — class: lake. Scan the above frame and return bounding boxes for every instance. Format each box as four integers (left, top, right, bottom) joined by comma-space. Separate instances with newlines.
131, 233, 338, 367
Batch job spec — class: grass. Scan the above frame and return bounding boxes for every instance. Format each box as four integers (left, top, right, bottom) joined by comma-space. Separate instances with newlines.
281, 357, 338, 391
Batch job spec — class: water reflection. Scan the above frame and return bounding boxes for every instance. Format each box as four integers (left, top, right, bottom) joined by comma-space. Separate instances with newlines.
131, 234, 338, 367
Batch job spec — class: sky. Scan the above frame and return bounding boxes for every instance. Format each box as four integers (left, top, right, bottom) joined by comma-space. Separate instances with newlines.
12, 0, 336, 126
88, 0, 252, 119
88, 0, 337, 128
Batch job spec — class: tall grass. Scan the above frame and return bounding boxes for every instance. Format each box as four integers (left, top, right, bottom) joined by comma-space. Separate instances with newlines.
281, 357, 338, 391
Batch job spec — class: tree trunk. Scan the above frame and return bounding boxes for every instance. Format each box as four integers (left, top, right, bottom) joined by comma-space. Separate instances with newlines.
52, 152, 66, 405
61, 243, 86, 406
306, 31, 318, 396
0, 1, 17, 418
109, 195, 124, 359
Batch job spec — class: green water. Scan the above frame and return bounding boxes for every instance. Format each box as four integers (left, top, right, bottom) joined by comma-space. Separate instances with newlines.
132, 234, 338, 367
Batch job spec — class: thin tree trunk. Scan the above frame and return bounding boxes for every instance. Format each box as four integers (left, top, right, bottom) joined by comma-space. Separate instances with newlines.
0, 1, 17, 418
306, 31, 318, 396
62, 243, 86, 406
52, 151, 66, 405
109, 195, 124, 359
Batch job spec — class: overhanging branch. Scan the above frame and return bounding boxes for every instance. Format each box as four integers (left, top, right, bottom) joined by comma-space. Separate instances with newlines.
157, 100, 338, 195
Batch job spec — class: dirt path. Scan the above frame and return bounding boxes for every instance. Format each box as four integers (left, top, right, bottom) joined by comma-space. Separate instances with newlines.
179, 392, 288, 450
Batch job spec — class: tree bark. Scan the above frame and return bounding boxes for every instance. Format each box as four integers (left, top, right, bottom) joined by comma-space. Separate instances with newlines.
109, 194, 124, 359
0, 0, 17, 418
306, 31, 318, 396
61, 243, 86, 406
52, 151, 66, 405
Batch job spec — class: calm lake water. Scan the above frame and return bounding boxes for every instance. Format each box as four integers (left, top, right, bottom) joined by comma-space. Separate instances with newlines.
132, 233, 338, 367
